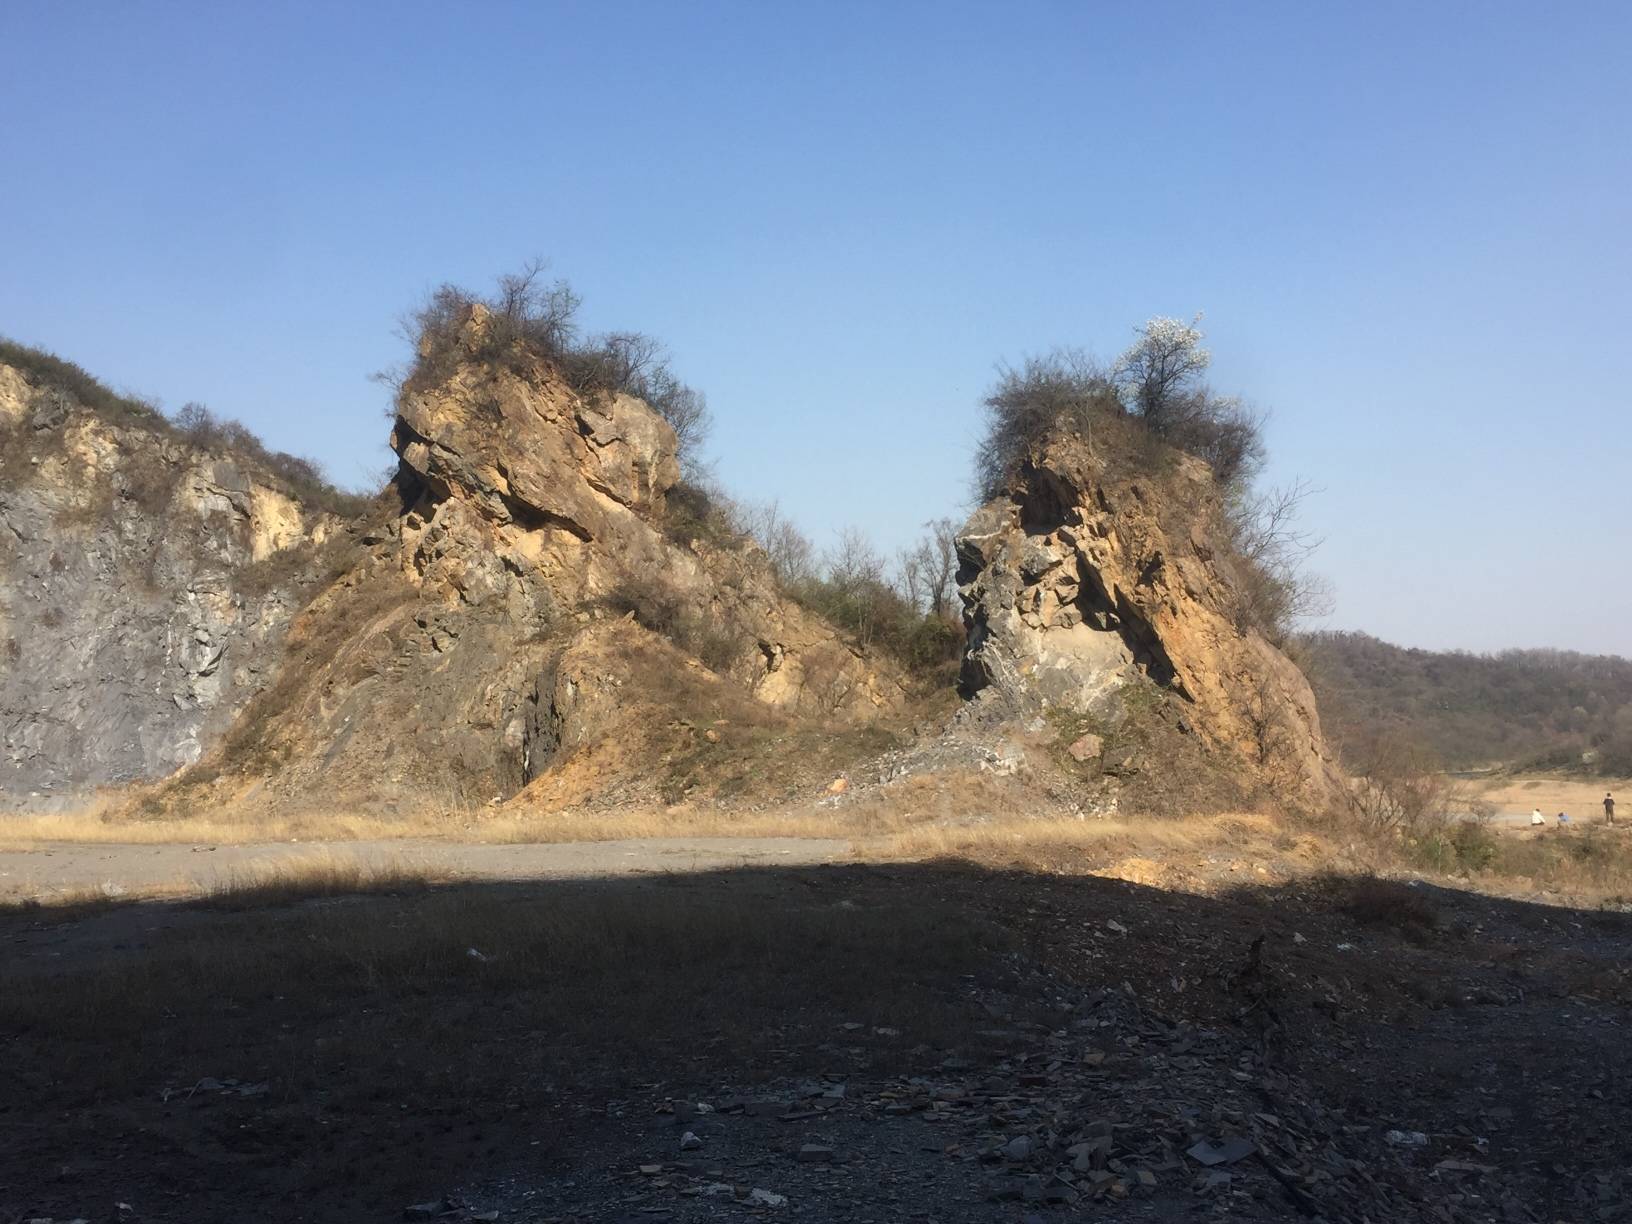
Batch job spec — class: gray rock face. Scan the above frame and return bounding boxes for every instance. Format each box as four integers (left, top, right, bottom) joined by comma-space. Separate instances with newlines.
956, 499, 1145, 717
0, 366, 334, 807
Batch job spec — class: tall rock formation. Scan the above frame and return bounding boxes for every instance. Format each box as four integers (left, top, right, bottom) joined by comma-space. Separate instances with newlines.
956, 433, 1338, 807
147, 306, 901, 818
0, 359, 342, 807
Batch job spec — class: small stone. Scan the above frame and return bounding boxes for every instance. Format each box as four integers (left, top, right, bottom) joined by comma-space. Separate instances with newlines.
1137, 1169, 1157, 1187
826, 777, 849, 795
1385, 1129, 1429, 1147
639, 1164, 663, 1176
1067, 732, 1104, 762
747, 1189, 787, 1208
703, 728, 720, 743
1021, 1174, 1045, 1202
1003, 1135, 1034, 1161
680, 1131, 704, 1151
797, 1144, 835, 1163
1187, 1138, 1255, 1166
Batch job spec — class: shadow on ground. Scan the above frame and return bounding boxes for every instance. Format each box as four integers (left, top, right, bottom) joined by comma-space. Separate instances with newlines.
3, 862, 1628, 1223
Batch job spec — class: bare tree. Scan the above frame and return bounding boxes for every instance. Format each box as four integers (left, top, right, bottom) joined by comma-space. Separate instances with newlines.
740, 500, 817, 586
1231, 479, 1321, 568
1242, 669, 1293, 769
1228, 479, 1334, 636
921, 517, 959, 619
894, 546, 929, 613
1344, 731, 1452, 834
823, 527, 892, 652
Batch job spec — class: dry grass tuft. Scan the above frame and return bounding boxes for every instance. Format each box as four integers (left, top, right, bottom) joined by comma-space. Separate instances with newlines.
1332, 875, 1442, 940
866, 812, 1286, 870
197, 850, 444, 909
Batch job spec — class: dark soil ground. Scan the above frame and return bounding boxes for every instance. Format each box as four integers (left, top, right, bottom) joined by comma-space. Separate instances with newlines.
2, 861, 1628, 1223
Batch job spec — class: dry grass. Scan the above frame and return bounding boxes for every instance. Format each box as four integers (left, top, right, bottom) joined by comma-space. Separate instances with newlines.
0, 849, 441, 914
0, 768, 1039, 847
0, 805, 460, 848
196, 849, 443, 908
865, 811, 1300, 870
1472, 773, 1630, 819
0, 881, 172, 921
1481, 827, 1632, 900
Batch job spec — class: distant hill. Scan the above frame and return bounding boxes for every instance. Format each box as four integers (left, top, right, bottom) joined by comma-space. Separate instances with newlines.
1300, 630, 1632, 774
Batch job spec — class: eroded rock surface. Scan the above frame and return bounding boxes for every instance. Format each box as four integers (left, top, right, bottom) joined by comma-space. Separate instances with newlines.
0, 363, 339, 806
957, 440, 1337, 805
151, 306, 901, 818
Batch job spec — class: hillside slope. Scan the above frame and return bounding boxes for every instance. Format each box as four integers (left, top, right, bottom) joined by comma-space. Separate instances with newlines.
1302, 629, 1632, 772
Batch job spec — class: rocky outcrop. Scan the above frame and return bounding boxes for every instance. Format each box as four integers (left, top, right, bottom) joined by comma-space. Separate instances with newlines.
147, 307, 901, 819
0, 362, 341, 807
957, 438, 1337, 806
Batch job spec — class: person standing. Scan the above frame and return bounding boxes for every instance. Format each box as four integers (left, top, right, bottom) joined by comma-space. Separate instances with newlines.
1531, 807, 1545, 828
1606, 793, 1616, 825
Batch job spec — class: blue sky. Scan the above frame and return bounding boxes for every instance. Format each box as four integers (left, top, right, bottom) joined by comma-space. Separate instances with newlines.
2, 2, 1628, 654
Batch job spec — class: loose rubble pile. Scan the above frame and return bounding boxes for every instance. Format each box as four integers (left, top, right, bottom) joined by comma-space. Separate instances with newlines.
450, 980, 1575, 1222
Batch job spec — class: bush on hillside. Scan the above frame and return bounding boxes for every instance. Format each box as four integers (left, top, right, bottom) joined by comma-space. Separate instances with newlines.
971, 319, 1322, 644
0, 339, 168, 432
398, 261, 712, 472
604, 573, 747, 676
974, 351, 1123, 502
0, 339, 368, 518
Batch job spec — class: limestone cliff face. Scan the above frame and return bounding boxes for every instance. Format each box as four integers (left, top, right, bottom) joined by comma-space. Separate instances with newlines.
151, 307, 901, 818
957, 439, 1337, 806
0, 362, 338, 807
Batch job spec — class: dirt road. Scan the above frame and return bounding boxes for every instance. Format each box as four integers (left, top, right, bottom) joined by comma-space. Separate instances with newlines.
0, 836, 852, 901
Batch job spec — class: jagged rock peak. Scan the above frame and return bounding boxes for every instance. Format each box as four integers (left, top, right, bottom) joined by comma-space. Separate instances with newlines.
957, 435, 1337, 806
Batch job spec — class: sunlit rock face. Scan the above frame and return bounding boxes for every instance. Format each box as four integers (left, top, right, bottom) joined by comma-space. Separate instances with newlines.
957, 439, 1339, 807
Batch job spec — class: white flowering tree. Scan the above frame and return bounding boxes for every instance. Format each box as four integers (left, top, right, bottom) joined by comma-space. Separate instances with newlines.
1111, 315, 1211, 431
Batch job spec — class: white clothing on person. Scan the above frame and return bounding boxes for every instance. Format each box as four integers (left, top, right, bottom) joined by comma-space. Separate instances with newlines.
1530, 808, 1545, 827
